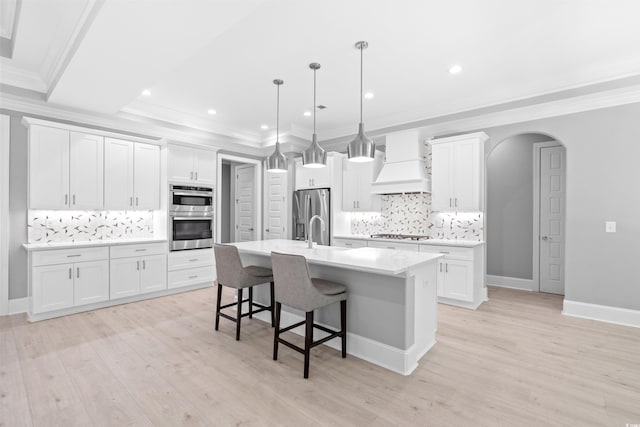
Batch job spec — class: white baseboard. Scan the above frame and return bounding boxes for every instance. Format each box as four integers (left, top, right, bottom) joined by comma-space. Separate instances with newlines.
253, 310, 429, 375
8, 297, 29, 315
487, 275, 534, 291
563, 300, 640, 329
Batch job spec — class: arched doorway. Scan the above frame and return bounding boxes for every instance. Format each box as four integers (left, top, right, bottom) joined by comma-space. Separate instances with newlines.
486, 133, 566, 295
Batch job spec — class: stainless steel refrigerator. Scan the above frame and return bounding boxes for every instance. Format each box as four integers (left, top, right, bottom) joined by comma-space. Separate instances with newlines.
292, 188, 330, 246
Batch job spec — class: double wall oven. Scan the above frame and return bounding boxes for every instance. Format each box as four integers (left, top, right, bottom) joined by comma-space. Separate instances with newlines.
170, 184, 214, 251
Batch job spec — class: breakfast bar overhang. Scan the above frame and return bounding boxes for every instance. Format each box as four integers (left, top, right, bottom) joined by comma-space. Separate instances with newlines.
232, 239, 442, 375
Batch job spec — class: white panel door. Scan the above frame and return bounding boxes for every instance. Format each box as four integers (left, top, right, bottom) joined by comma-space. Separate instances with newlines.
69, 132, 104, 209
452, 139, 480, 211
134, 143, 160, 209
265, 170, 286, 239
109, 257, 140, 299
29, 126, 69, 209
104, 138, 135, 210
235, 165, 255, 242
32, 263, 74, 313
539, 146, 566, 295
168, 145, 194, 182
193, 148, 216, 185
74, 260, 109, 306
140, 255, 167, 293
430, 143, 453, 211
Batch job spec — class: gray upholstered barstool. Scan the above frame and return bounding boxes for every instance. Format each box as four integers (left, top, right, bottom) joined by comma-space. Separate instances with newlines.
270, 251, 347, 378
214, 244, 275, 341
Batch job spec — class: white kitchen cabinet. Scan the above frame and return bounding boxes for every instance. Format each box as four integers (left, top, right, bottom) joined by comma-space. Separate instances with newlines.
342, 153, 382, 211
31, 246, 110, 314
109, 243, 167, 298
419, 243, 485, 308
168, 144, 217, 185
29, 126, 104, 210
332, 238, 367, 248
430, 132, 487, 212
294, 156, 334, 190
104, 138, 160, 210
168, 248, 215, 289
367, 240, 420, 252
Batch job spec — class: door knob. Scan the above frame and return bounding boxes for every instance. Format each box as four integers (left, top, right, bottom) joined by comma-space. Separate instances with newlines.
265, 229, 269, 232
541, 236, 549, 241
248, 228, 254, 231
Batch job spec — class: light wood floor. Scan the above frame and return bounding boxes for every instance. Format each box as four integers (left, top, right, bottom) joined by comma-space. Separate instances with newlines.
1, 286, 639, 426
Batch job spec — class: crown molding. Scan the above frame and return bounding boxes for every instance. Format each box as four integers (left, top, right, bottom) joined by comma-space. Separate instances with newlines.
0, 90, 264, 156
0, 63, 46, 92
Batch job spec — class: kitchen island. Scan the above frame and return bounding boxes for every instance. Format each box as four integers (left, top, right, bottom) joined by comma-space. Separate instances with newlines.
232, 239, 442, 375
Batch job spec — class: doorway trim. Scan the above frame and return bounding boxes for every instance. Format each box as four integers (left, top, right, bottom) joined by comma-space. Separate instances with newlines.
0, 114, 9, 316
216, 153, 262, 244
532, 140, 564, 293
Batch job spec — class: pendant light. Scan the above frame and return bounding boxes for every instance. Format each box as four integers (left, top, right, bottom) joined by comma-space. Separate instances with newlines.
266, 79, 288, 173
302, 62, 326, 168
347, 40, 375, 162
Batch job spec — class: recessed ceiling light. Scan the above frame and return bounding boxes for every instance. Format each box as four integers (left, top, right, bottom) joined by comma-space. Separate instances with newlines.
260, 124, 269, 130
303, 111, 312, 117
364, 92, 374, 99
448, 65, 463, 74
141, 89, 151, 96
207, 109, 216, 115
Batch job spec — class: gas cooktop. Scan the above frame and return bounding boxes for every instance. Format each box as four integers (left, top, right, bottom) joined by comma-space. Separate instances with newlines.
370, 234, 431, 241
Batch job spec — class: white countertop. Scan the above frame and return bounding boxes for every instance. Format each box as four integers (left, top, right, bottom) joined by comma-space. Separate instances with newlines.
333, 235, 484, 248
23, 238, 168, 251
232, 239, 442, 276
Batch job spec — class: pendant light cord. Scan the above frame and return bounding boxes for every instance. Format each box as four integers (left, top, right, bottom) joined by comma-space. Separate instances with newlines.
313, 67, 317, 133
276, 83, 280, 144
359, 43, 363, 123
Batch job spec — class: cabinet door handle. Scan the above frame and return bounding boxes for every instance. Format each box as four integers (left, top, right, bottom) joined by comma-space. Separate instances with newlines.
189, 275, 198, 279
345, 243, 353, 246
190, 171, 194, 180
446, 263, 448, 273
449, 198, 452, 207
72, 194, 76, 205
65, 194, 68, 206
136, 197, 139, 207
77, 267, 80, 279
455, 198, 458, 208
135, 249, 147, 252
137, 261, 140, 270
353, 201, 356, 208
188, 259, 198, 262
386, 246, 396, 250
357, 201, 360, 208
130, 196, 133, 206
439, 251, 450, 254
142, 260, 146, 270
66, 254, 81, 258
68, 268, 72, 279
195, 172, 198, 181
439, 263, 442, 272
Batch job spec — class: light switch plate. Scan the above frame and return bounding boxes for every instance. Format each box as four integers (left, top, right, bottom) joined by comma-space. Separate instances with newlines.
605, 221, 616, 233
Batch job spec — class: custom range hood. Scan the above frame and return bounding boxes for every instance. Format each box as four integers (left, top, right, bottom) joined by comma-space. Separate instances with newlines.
371, 130, 430, 194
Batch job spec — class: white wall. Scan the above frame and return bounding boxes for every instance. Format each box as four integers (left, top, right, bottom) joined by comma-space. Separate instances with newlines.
486, 133, 552, 280
483, 102, 640, 310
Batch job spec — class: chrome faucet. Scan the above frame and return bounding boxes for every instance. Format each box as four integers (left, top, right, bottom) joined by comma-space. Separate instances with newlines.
308, 215, 326, 249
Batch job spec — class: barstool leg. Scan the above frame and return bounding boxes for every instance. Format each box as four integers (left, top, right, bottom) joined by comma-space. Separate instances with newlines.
215, 283, 223, 331
341, 300, 347, 358
236, 288, 243, 341
248, 286, 253, 319
273, 302, 281, 360
270, 281, 275, 327
304, 311, 314, 379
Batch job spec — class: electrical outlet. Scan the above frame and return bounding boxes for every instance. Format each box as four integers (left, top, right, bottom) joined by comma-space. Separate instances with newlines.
605, 221, 616, 233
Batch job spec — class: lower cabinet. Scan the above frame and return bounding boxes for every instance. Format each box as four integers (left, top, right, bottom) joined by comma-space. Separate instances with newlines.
109, 243, 167, 299
168, 248, 216, 289
436, 258, 473, 302
31, 247, 110, 314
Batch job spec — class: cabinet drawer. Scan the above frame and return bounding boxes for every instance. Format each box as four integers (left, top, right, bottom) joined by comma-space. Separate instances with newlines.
367, 240, 420, 252
333, 239, 367, 249
419, 245, 473, 260
32, 247, 109, 266
168, 248, 215, 271
168, 266, 216, 289
110, 242, 167, 259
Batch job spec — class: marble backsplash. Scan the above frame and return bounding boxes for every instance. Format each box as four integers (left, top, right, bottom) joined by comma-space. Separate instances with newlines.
350, 193, 483, 241
28, 210, 154, 243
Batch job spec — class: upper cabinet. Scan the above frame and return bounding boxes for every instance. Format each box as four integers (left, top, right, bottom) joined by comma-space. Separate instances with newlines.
29, 125, 104, 210
342, 152, 383, 212
168, 144, 217, 186
104, 138, 160, 210
430, 132, 488, 212
294, 154, 336, 190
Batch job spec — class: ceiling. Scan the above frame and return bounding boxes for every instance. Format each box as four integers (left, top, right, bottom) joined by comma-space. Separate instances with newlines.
2, 0, 640, 151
